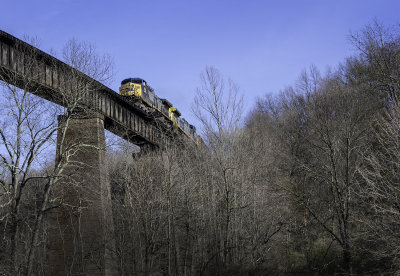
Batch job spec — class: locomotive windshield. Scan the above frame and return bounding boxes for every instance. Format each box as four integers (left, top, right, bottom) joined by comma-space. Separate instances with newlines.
121, 78, 146, 85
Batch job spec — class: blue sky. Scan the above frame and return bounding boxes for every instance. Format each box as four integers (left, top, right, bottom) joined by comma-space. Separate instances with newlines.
1, 0, 399, 127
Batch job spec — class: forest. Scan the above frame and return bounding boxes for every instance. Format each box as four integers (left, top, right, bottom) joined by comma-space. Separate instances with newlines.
1, 21, 400, 275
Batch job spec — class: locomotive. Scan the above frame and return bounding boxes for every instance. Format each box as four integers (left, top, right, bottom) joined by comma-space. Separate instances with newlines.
119, 78, 198, 143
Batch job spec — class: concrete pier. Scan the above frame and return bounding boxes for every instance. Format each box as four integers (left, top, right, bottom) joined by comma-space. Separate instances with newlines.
48, 112, 116, 275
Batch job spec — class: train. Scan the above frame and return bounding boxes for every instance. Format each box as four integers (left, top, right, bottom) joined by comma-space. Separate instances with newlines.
119, 78, 199, 144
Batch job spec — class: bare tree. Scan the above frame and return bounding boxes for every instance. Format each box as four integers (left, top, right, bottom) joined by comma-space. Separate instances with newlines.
0, 38, 61, 275
193, 66, 243, 148
349, 20, 400, 103
0, 37, 114, 275
251, 64, 381, 273
62, 38, 114, 86
193, 66, 244, 269
357, 103, 400, 273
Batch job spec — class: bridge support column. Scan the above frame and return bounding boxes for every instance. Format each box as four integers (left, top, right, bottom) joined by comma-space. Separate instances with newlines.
48, 112, 116, 275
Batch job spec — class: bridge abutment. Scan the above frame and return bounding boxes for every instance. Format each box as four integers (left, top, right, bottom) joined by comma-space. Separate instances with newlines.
48, 112, 116, 275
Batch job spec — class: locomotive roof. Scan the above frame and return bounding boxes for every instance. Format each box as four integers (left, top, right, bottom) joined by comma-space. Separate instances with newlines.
121, 78, 146, 85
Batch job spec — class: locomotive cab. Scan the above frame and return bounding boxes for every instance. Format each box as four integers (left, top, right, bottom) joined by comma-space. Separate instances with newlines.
119, 78, 147, 98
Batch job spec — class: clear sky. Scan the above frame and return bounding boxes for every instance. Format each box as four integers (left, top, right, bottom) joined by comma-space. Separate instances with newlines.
1, 0, 399, 127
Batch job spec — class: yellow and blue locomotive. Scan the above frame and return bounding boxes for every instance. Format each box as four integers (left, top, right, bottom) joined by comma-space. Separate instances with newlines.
119, 78, 198, 143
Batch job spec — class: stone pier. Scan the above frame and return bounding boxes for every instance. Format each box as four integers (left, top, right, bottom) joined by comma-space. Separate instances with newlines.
48, 112, 116, 275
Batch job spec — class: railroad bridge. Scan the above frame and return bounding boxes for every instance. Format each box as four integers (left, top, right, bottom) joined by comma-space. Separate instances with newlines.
0, 30, 189, 275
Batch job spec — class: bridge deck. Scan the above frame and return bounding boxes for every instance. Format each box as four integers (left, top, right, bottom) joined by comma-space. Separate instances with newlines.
0, 30, 179, 148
